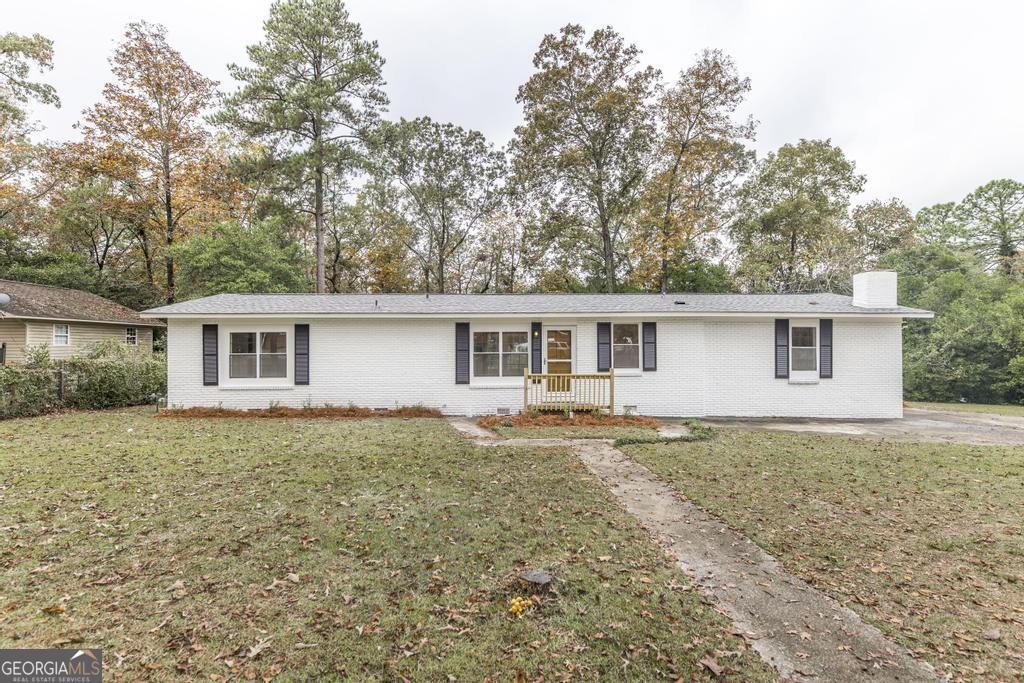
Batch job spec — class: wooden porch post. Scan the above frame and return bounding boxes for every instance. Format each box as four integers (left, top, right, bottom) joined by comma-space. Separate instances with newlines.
609, 367, 614, 417
523, 367, 529, 414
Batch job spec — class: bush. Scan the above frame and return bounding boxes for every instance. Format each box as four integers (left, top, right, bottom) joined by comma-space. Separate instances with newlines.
63, 354, 166, 410
0, 365, 56, 419
0, 343, 167, 418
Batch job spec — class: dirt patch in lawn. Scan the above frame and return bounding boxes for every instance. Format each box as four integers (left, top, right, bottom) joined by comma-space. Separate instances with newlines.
624, 430, 1024, 681
479, 413, 660, 430
480, 413, 661, 440
155, 404, 443, 419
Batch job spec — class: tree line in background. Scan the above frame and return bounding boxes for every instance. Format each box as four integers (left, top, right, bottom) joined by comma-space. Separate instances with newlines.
1, 0, 1023, 403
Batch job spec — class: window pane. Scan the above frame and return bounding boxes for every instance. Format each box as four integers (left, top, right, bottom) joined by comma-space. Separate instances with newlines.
547, 330, 571, 360
502, 352, 528, 377
613, 324, 638, 345
792, 347, 817, 371
261, 332, 286, 354
474, 353, 499, 377
231, 332, 256, 354
613, 344, 639, 368
792, 327, 816, 347
229, 354, 257, 378
473, 332, 499, 353
260, 353, 287, 378
502, 332, 528, 354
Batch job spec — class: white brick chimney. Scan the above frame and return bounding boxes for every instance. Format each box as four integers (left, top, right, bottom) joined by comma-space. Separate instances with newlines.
852, 271, 898, 308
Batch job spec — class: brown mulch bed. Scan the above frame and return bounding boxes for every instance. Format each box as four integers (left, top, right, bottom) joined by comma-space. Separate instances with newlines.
478, 413, 660, 429
155, 405, 443, 419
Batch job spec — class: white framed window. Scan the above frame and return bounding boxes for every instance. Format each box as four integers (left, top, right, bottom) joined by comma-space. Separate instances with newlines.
612, 323, 640, 369
473, 330, 529, 378
125, 327, 138, 345
52, 324, 69, 346
790, 320, 819, 382
229, 331, 288, 379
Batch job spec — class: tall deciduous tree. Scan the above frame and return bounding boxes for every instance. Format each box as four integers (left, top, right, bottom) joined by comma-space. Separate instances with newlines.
0, 32, 60, 231
638, 50, 755, 293
375, 117, 505, 293
731, 139, 865, 292
512, 25, 659, 293
0, 32, 59, 125
216, 0, 387, 293
79, 22, 223, 303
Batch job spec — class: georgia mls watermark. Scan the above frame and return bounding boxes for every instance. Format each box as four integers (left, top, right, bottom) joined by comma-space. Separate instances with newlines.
0, 649, 102, 683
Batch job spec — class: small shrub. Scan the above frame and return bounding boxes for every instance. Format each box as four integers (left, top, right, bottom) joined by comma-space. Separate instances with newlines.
0, 365, 56, 418
23, 344, 52, 369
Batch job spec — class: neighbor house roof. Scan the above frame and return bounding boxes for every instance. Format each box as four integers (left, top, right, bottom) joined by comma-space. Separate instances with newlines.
0, 279, 164, 326
142, 292, 932, 318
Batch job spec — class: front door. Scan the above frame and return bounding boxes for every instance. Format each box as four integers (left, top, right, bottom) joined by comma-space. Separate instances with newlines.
545, 327, 574, 392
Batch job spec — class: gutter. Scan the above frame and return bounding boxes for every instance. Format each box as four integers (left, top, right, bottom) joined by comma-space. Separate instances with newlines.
141, 310, 934, 321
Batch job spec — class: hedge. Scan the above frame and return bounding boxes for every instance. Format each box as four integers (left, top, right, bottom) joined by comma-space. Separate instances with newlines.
0, 352, 166, 419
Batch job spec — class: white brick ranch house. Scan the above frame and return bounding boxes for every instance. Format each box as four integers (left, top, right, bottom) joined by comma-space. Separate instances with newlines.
142, 271, 932, 419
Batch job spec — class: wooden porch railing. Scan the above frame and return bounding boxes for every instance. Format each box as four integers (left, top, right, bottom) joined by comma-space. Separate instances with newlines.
523, 368, 614, 416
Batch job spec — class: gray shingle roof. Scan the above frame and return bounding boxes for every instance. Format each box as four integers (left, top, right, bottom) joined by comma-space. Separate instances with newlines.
143, 292, 932, 317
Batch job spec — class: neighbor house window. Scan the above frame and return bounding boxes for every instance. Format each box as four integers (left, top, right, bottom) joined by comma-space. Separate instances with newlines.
612, 323, 639, 369
790, 322, 818, 380
52, 324, 69, 346
473, 331, 528, 378
125, 327, 138, 345
229, 331, 288, 379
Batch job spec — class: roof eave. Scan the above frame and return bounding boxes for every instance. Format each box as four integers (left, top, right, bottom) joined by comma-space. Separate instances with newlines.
1, 313, 165, 327
141, 310, 933, 320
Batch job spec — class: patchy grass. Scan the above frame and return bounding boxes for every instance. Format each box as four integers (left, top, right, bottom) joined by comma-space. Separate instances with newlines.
613, 421, 714, 447
623, 430, 1024, 681
908, 401, 1024, 418
481, 413, 661, 440
0, 410, 773, 681
156, 404, 443, 419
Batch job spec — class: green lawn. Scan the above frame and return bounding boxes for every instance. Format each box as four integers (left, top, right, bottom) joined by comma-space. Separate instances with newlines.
0, 409, 772, 681
488, 424, 660, 440
908, 400, 1024, 418
623, 431, 1024, 682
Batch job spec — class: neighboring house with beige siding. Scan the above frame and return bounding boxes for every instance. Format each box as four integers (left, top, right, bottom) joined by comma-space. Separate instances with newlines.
0, 279, 162, 365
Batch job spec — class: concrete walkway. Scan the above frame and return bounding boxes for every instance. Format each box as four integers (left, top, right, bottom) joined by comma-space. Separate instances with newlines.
704, 407, 1024, 446
448, 418, 941, 682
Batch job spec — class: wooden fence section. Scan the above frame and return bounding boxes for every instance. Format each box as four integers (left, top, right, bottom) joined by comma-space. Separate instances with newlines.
523, 368, 614, 415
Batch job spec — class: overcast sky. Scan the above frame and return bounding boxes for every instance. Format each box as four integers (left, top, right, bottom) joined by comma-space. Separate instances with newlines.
8, 0, 1023, 210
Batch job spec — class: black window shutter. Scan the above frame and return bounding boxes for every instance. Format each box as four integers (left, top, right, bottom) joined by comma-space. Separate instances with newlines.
819, 319, 833, 379
597, 322, 611, 372
202, 324, 218, 386
642, 322, 657, 371
294, 324, 310, 385
774, 319, 789, 379
455, 322, 470, 384
531, 322, 542, 373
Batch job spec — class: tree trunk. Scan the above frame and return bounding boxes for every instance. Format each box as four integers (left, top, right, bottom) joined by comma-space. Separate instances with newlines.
602, 222, 615, 294
163, 147, 175, 304
314, 167, 325, 293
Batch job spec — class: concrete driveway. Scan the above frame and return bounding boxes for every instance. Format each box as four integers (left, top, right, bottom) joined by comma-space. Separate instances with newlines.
703, 407, 1024, 446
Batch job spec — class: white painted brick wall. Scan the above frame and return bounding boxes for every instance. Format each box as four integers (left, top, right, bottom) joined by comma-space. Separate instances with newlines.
166, 316, 903, 418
